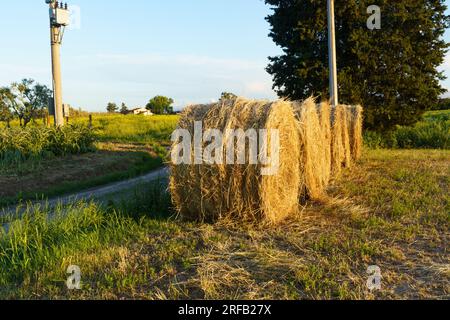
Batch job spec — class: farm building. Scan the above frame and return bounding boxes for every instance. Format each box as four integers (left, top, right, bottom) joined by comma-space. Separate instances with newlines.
130, 108, 154, 116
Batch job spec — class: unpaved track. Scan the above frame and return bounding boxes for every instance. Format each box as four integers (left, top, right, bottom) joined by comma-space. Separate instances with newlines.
1, 167, 169, 216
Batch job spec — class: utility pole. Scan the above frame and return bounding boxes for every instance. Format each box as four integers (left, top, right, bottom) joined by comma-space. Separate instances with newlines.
327, 0, 339, 107
47, 0, 70, 126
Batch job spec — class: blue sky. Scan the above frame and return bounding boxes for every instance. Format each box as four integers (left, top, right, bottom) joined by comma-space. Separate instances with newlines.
1, 0, 449, 112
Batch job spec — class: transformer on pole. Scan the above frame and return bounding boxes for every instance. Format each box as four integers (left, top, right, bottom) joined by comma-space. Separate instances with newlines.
46, 0, 70, 126
327, 0, 339, 107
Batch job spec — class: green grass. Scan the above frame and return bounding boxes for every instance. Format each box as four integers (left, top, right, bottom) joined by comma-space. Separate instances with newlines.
0, 149, 448, 300
364, 110, 450, 149
0, 124, 95, 166
6, 113, 179, 141
0, 115, 179, 206
73, 114, 179, 145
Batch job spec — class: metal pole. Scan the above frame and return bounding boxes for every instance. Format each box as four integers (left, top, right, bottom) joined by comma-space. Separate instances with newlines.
49, 2, 65, 126
327, 0, 339, 107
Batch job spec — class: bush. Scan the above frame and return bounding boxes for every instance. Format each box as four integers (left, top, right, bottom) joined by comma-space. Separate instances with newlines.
394, 121, 449, 149
0, 124, 95, 165
364, 111, 449, 150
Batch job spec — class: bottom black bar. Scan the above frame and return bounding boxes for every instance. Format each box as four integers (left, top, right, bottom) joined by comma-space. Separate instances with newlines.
0, 300, 445, 319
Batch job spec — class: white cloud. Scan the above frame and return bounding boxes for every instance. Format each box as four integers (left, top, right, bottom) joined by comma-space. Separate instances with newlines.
244, 81, 272, 94
91, 53, 265, 71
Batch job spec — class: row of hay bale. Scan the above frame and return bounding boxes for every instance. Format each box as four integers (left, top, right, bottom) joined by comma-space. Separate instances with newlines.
169, 97, 363, 225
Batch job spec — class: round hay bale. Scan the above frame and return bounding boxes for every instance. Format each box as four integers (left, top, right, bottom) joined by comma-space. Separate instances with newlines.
293, 97, 328, 200
169, 98, 301, 225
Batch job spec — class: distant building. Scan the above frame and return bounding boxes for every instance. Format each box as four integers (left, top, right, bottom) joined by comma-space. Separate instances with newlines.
129, 108, 154, 116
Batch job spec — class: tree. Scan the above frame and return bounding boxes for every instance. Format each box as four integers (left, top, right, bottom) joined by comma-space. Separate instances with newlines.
0, 87, 14, 128
106, 102, 118, 113
120, 102, 129, 114
220, 92, 238, 101
265, 0, 450, 131
146, 95, 174, 115
10, 79, 52, 127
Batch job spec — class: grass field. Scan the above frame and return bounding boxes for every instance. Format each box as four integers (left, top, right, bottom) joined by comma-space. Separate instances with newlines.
0, 148, 448, 299
0, 114, 179, 207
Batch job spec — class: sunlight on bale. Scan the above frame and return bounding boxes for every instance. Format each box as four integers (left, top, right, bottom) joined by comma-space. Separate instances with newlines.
346, 105, 364, 161
317, 101, 332, 187
169, 98, 301, 225
293, 97, 331, 200
170, 97, 364, 225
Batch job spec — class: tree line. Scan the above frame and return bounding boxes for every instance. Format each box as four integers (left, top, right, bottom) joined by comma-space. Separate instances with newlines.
106, 92, 239, 115
0, 79, 52, 127
106, 95, 176, 115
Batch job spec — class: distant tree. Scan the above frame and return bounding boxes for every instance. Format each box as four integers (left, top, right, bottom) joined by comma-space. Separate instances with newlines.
120, 102, 129, 114
435, 97, 450, 110
10, 79, 52, 127
220, 92, 238, 101
106, 102, 118, 113
265, 0, 450, 131
0, 87, 14, 128
146, 95, 174, 115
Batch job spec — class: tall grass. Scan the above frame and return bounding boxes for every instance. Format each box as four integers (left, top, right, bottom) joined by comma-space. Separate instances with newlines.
394, 120, 449, 149
0, 202, 141, 288
2, 114, 179, 146
0, 124, 95, 166
364, 110, 450, 149
0, 179, 172, 293
73, 114, 179, 145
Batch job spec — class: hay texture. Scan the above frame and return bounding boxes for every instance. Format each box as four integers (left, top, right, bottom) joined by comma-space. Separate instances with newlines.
340, 105, 352, 169
293, 98, 330, 200
330, 105, 352, 175
317, 101, 332, 189
169, 98, 301, 225
346, 105, 364, 161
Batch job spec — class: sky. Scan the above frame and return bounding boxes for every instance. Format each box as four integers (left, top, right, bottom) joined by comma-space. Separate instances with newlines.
0, 0, 450, 112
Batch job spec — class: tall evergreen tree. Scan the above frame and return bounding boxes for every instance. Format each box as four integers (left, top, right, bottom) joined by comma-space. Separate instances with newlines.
120, 103, 129, 114
265, 0, 449, 130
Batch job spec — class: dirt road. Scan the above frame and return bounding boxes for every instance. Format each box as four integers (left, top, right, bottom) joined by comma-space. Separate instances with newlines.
1, 167, 169, 216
